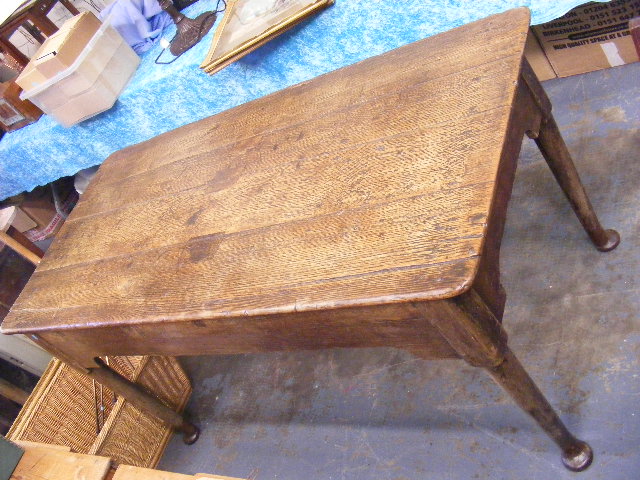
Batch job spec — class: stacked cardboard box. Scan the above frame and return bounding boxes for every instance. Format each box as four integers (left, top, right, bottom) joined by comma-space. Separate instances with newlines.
529, 0, 640, 79
15, 12, 140, 128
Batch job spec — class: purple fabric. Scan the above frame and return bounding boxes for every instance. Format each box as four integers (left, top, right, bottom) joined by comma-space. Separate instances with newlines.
99, 0, 173, 54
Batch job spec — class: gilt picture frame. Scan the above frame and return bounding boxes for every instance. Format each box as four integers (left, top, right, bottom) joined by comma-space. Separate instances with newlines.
200, 0, 333, 74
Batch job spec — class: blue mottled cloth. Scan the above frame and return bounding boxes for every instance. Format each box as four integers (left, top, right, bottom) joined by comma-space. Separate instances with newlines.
0, 0, 594, 199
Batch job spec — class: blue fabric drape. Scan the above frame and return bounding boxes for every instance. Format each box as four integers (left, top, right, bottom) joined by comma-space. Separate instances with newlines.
99, 0, 173, 54
0, 0, 606, 199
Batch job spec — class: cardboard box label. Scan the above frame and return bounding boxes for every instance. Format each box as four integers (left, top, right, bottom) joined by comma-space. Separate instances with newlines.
533, 0, 640, 77
538, 1, 640, 48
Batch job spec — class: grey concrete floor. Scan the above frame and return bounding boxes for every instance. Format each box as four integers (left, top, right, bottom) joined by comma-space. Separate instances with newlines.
158, 62, 640, 480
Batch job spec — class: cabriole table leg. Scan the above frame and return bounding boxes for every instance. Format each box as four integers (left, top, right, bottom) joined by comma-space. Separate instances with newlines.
534, 114, 620, 252
428, 291, 593, 472
486, 348, 593, 472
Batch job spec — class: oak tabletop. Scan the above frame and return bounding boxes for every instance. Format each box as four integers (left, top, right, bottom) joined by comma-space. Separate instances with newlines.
3, 8, 531, 335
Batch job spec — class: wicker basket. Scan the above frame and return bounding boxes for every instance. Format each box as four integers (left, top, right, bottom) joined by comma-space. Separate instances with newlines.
7, 356, 192, 468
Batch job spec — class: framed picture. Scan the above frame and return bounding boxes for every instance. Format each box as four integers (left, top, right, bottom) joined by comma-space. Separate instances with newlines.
201, 0, 333, 74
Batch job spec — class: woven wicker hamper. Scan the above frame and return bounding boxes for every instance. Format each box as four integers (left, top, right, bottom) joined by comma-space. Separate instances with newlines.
7, 355, 192, 467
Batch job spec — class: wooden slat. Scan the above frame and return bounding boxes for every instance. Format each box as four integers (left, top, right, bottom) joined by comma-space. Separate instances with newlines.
112, 465, 191, 480
41, 106, 510, 271
9, 259, 474, 337
85, 9, 530, 190
12, 441, 71, 452
10, 449, 111, 480
12, 180, 493, 328
0, 230, 41, 265
70, 57, 519, 221
111, 466, 247, 480
3, 8, 532, 337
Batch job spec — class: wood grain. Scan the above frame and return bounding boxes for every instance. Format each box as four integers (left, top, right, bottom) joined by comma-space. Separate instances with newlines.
11, 441, 71, 452
10, 448, 111, 480
71, 58, 518, 221
112, 466, 192, 480
112, 465, 246, 480
41, 107, 509, 272
29, 302, 459, 369
2, 8, 532, 345
81, 9, 529, 194
12, 183, 492, 333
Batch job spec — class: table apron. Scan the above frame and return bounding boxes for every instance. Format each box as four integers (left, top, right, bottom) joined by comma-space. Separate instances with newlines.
25, 301, 474, 369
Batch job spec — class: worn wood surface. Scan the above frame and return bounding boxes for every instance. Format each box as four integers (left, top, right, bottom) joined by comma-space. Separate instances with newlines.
9, 448, 111, 480
5, 9, 531, 345
0, 377, 29, 405
1, 8, 612, 469
11, 441, 71, 452
112, 465, 193, 480
112, 465, 246, 480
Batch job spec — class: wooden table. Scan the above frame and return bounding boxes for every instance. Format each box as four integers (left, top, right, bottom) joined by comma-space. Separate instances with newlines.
0, 0, 79, 69
1, 8, 619, 472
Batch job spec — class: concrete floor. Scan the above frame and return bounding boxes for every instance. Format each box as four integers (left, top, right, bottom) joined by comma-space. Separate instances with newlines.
158, 62, 640, 480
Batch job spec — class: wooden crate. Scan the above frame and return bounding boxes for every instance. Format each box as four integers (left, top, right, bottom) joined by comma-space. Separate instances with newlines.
7, 356, 191, 468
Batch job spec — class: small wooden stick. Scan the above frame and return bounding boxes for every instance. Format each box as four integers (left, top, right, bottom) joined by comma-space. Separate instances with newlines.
0, 377, 30, 405
0, 230, 42, 265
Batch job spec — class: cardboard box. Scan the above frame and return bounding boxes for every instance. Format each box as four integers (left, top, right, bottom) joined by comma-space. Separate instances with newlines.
15, 12, 102, 91
532, 0, 640, 77
524, 30, 557, 81
48, 40, 140, 127
18, 19, 140, 128
0, 206, 38, 232
18, 196, 58, 232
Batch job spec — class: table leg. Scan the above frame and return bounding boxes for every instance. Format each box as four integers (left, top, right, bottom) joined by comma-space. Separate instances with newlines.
86, 358, 200, 444
534, 114, 620, 252
426, 291, 592, 471
27, 14, 58, 37
486, 348, 593, 472
519, 61, 619, 253
60, 0, 81, 16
